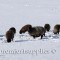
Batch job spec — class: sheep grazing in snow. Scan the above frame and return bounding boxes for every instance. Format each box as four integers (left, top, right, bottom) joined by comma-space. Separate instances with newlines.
19, 24, 32, 34
53, 24, 60, 34
6, 30, 14, 43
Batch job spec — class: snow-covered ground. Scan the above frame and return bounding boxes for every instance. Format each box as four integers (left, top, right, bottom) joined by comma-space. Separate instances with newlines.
0, 0, 60, 60
0, 31, 60, 60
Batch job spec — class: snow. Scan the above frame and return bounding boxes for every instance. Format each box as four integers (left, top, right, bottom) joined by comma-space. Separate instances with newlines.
0, 32, 60, 60
0, 0, 60, 60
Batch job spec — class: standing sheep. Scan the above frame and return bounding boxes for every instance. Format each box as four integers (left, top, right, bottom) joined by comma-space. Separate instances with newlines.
53, 24, 60, 34
28, 26, 46, 39
44, 24, 50, 32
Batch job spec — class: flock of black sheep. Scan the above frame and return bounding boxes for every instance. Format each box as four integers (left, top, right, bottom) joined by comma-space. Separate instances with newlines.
6, 24, 60, 43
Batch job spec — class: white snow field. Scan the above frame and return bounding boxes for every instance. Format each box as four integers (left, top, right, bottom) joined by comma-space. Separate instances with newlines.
0, 31, 60, 60
0, 0, 60, 60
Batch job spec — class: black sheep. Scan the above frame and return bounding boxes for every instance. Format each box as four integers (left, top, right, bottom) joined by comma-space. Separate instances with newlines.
19, 24, 32, 34
44, 24, 50, 32
9, 27, 16, 34
28, 26, 46, 39
6, 30, 14, 43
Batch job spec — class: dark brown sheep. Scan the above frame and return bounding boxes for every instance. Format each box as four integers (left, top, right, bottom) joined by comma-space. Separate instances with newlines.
9, 27, 16, 34
44, 24, 50, 32
6, 30, 14, 43
53, 24, 60, 34
28, 26, 46, 39
19, 24, 32, 34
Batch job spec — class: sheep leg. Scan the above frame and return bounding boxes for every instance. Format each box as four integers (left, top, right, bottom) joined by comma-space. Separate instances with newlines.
41, 35, 43, 39
57, 31, 59, 34
33, 36, 35, 39
43, 34, 45, 36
